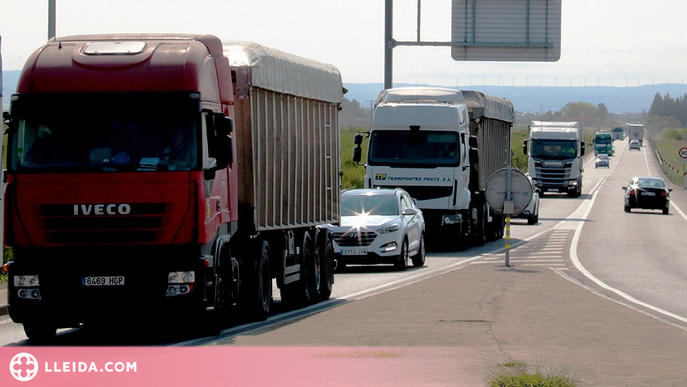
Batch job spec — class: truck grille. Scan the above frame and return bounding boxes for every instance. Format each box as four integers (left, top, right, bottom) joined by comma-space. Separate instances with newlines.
534, 166, 571, 186
332, 231, 377, 247
378, 185, 453, 201
39, 203, 167, 244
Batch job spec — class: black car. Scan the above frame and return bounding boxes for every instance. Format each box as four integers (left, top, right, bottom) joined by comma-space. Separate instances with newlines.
622, 177, 672, 214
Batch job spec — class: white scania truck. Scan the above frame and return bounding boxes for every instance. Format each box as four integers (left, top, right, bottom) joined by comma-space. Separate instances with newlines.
523, 121, 585, 197
352, 87, 514, 246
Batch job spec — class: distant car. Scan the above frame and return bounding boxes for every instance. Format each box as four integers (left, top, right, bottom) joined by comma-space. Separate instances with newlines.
629, 139, 641, 150
514, 175, 540, 225
622, 176, 672, 214
327, 188, 425, 271
595, 153, 610, 168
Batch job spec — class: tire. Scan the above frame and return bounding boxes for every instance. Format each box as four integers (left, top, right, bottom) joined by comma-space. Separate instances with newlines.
214, 245, 240, 322
242, 240, 272, 321
310, 230, 324, 302
527, 215, 536, 225
624, 204, 631, 213
663, 207, 669, 215
394, 239, 409, 271
23, 323, 57, 343
411, 233, 426, 267
319, 232, 335, 301
472, 204, 487, 246
281, 231, 315, 306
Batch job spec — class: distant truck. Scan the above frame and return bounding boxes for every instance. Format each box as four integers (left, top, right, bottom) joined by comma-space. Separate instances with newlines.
628, 124, 644, 146
611, 126, 624, 140
593, 130, 614, 156
4, 34, 343, 341
352, 87, 514, 246
523, 121, 585, 197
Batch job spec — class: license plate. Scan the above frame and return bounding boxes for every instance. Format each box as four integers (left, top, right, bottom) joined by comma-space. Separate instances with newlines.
82, 276, 125, 286
341, 248, 367, 256
549, 188, 559, 192
641, 192, 656, 196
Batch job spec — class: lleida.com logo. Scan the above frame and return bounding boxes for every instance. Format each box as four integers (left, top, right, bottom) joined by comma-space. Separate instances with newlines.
8, 352, 137, 382
9, 352, 39, 382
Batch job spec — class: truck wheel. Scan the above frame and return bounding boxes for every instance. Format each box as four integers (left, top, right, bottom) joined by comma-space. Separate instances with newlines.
411, 233, 426, 267
215, 246, 240, 322
472, 204, 487, 246
394, 239, 409, 271
242, 240, 272, 321
318, 231, 335, 301
281, 231, 315, 306
23, 323, 57, 343
310, 229, 324, 302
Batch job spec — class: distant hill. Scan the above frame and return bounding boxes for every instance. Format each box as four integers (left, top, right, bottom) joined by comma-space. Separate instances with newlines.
2, 70, 20, 110
343, 82, 687, 115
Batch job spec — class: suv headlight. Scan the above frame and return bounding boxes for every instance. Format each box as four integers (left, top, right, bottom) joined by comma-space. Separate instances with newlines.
377, 224, 400, 234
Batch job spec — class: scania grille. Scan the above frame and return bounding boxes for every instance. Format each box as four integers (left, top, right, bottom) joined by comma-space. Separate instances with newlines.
535, 166, 570, 185
332, 231, 377, 247
39, 203, 166, 244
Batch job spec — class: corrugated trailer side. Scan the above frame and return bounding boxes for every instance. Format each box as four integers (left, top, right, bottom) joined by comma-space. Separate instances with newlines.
462, 90, 514, 191
225, 42, 342, 234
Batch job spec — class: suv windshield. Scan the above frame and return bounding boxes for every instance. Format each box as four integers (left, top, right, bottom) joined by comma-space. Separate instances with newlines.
341, 194, 398, 216
8, 92, 199, 172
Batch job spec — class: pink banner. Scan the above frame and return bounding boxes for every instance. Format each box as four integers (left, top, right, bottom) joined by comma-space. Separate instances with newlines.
1, 346, 485, 386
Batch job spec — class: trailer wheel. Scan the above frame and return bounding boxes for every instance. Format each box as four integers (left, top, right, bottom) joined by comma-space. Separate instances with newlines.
243, 240, 272, 321
281, 231, 315, 306
23, 323, 57, 343
319, 231, 335, 300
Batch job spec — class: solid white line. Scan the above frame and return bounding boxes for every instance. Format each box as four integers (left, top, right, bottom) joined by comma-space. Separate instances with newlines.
569, 180, 687, 325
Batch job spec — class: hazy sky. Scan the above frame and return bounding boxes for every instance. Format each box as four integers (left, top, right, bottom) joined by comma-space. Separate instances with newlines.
2, 1, 687, 87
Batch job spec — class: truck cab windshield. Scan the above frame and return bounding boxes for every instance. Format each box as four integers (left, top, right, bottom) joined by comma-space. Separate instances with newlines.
368, 130, 460, 167
530, 139, 577, 160
8, 93, 199, 173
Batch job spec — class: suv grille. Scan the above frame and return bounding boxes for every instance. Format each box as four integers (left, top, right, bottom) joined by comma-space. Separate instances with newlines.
332, 231, 377, 247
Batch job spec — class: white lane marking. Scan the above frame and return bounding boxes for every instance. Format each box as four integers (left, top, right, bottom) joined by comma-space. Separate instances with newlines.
567, 181, 687, 325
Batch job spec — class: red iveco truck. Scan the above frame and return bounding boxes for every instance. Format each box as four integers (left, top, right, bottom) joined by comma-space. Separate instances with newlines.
4, 34, 343, 341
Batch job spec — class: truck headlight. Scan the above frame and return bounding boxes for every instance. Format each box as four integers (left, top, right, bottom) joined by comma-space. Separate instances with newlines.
14, 275, 40, 287
168, 271, 195, 284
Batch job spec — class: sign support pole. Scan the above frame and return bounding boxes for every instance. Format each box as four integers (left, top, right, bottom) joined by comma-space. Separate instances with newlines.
504, 166, 513, 267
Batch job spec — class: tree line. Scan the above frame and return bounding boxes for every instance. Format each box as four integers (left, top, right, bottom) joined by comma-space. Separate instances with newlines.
647, 92, 687, 130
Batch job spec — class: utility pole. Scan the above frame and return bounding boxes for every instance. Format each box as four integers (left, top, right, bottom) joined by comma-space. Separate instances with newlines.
48, 0, 56, 39
384, 0, 393, 90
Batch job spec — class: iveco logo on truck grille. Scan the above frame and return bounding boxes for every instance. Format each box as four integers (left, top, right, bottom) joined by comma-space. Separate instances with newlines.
73, 204, 132, 216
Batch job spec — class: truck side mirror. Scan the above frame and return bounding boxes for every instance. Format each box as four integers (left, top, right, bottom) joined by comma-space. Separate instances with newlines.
469, 148, 479, 164
214, 114, 233, 135
580, 142, 586, 156
353, 145, 362, 163
354, 133, 363, 146
522, 140, 528, 155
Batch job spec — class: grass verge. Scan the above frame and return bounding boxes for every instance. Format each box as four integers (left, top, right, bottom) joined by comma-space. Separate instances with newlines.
485, 360, 580, 387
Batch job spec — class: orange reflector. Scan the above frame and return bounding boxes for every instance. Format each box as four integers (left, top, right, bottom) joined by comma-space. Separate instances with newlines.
2, 263, 7, 272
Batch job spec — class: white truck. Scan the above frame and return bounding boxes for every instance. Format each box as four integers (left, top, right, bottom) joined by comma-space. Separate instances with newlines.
352, 87, 514, 246
523, 121, 585, 197
628, 123, 644, 146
